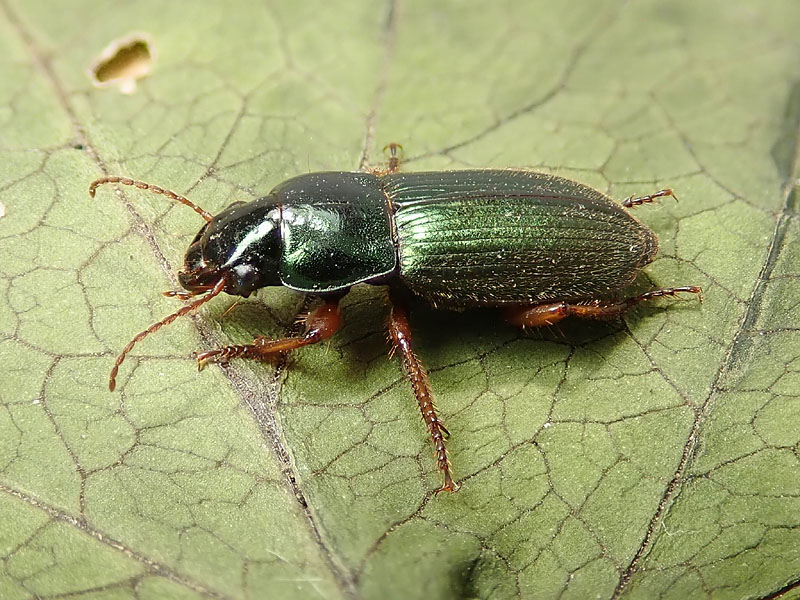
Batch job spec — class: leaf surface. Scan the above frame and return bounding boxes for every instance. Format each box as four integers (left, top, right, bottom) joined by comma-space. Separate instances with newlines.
1, 1, 799, 598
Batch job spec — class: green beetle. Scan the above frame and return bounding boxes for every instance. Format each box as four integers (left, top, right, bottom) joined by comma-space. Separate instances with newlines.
90, 148, 700, 494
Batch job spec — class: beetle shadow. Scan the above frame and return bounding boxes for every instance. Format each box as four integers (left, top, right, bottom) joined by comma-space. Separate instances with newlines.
340, 292, 620, 369
385, 273, 701, 363
408, 302, 616, 355
204, 275, 698, 380
210, 296, 294, 341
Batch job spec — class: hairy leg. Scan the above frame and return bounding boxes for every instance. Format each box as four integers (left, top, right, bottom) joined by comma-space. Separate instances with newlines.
194, 297, 343, 367
388, 287, 457, 494
506, 286, 702, 328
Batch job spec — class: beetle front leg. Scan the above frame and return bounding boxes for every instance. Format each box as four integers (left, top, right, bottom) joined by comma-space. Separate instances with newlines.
506, 286, 702, 327
195, 297, 342, 367
388, 287, 458, 494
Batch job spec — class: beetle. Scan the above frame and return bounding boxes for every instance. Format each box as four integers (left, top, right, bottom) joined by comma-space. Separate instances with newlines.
89, 145, 701, 494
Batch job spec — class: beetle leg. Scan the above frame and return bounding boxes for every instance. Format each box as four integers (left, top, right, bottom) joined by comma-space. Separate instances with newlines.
162, 289, 198, 300
622, 188, 677, 208
506, 286, 702, 327
382, 143, 404, 174
388, 288, 458, 494
194, 297, 342, 367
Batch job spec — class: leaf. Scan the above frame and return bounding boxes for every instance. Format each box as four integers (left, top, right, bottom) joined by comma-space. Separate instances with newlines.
1, 1, 799, 598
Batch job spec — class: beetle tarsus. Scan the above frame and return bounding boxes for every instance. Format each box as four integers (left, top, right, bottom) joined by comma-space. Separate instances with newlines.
374, 142, 404, 175
163, 289, 196, 300
434, 472, 460, 495
388, 287, 457, 494
194, 347, 236, 369
194, 342, 280, 368
623, 188, 677, 208
506, 286, 702, 327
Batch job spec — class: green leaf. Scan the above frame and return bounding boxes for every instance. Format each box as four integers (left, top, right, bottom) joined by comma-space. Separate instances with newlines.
1, 1, 799, 598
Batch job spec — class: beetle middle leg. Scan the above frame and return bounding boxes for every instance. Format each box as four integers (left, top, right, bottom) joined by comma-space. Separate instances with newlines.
388, 287, 458, 494
194, 297, 342, 367
506, 286, 702, 328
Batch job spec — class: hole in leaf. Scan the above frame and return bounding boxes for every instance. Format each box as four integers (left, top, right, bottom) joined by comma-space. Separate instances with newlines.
89, 34, 154, 94
0, 201, 5, 219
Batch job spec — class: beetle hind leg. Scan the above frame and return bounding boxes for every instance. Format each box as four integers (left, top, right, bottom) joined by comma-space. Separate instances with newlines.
388, 287, 458, 494
506, 286, 702, 328
195, 297, 342, 367
623, 188, 677, 208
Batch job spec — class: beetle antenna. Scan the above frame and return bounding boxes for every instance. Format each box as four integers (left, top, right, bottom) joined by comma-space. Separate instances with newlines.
89, 176, 214, 222
109, 277, 227, 391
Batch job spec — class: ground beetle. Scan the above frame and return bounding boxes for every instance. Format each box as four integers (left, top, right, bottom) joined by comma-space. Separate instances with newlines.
90, 145, 701, 494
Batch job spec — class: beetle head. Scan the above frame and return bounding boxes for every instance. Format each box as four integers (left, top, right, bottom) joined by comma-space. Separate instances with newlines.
89, 177, 289, 391
179, 198, 283, 297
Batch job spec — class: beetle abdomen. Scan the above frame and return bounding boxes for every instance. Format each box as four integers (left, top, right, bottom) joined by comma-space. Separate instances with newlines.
384, 170, 658, 306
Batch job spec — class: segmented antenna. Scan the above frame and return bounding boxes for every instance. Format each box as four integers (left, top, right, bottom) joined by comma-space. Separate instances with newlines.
109, 277, 226, 391
89, 176, 214, 222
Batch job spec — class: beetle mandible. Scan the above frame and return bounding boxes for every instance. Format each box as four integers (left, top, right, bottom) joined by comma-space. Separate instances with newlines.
90, 144, 701, 494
